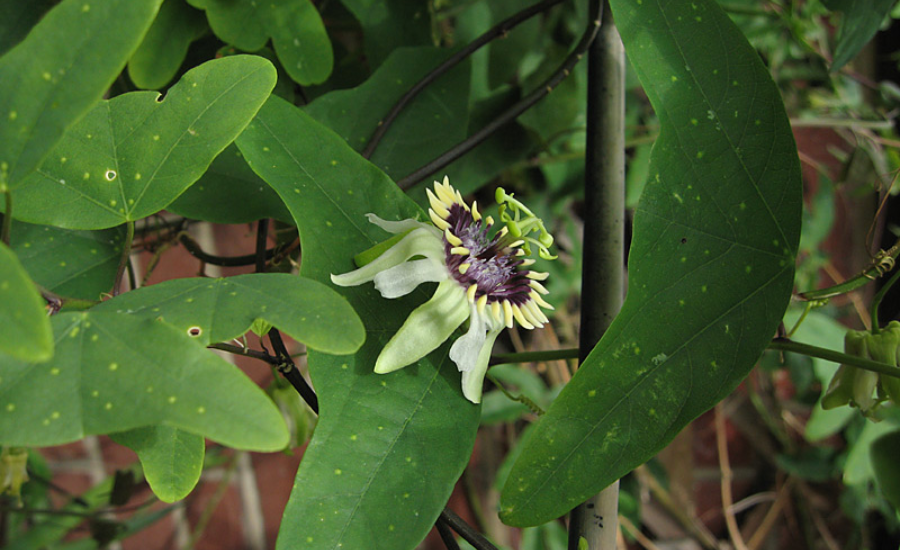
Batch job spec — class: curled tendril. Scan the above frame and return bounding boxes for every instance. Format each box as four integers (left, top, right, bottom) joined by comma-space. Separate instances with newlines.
495, 188, 557, 260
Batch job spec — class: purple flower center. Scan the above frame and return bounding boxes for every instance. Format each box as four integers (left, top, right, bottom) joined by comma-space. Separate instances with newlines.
444, 203, 533, 306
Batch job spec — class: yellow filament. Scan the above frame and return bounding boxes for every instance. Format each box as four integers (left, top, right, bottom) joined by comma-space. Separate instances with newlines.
427, 189, 450, 218
529, 280, 549, 295
444, 229, 463, 246
491, 301, 502, 323
476, 295, 488, 316
529, 299, 550, 321
435, 181, 456, 205
472, 201, 482, 221
502, 300, 514, 328
524, 300, 548, 325
455, 189, 468, 209
530, 291, 553, 309
511, 304, 534, 330
450, 246, 470, 256
429, 209, 450, 230
467, 284, 478, 303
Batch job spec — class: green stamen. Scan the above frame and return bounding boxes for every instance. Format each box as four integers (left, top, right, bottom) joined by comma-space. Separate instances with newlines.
495, 188, 557, 260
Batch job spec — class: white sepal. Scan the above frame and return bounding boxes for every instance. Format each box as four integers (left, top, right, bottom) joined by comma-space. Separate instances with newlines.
374, 280, 469, 374
330, 227, 443, 288
366, 213, 439, 237
373, 258, 448, 299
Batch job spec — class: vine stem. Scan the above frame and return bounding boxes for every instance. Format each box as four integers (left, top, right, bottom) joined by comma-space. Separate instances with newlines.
569, 2, 623, 548
489, 347, 579, 366
869, 264, 900, 334
715, 403, 750, 550
252, 219, 321, 414
178, 231, 283, 267
768, 338, 900, 378
361, 0, 567, 159
396, 0, 603, 191
437, 508, 498, 550
112, 221, 135, 296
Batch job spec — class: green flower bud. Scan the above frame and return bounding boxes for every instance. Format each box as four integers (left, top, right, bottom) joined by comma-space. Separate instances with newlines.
822, 322, 900, 418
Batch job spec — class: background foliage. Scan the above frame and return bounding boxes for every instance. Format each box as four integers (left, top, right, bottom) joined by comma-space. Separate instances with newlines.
1, 0, 899, 549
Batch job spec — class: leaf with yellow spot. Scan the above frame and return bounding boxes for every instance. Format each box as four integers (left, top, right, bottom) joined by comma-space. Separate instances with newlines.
186, 0, 332, 85
236, 96, 481, 550
92, 273, 364, 355
111, 425, 204, 503
10, 55, 276, 229
0, 311, 288, 450
0, 0, 162, 191
0, 242, 52, 361
499, 0, 801, 526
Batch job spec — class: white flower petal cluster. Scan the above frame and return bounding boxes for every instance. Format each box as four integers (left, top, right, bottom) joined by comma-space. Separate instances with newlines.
331, 177, 553, 403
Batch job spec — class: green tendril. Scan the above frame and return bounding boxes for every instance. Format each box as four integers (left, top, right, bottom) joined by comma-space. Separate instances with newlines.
495, 187, 557, 260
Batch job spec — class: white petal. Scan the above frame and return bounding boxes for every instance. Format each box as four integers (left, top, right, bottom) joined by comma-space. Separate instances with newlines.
450, 305, 503, 403
331, 227, 443, 288
449, 304, 487, 374
373, 258, 448, 299
366, 213, 439, 237
459, 328, 503, 404
374, 280, 469, 374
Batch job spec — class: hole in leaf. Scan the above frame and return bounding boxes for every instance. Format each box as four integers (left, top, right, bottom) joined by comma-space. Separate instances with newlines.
187, 326, 202, 337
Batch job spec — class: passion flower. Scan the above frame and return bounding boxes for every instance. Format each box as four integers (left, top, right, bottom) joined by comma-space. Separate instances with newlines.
331, 177, 555, 403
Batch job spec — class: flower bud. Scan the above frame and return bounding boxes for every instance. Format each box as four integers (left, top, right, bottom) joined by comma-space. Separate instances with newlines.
822, 321, 900, 418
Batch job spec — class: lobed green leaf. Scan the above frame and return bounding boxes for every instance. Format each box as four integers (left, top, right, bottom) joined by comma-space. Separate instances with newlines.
824, 0, 896, 72
187, 0, 332, 85
0, 0, 162, 190
305, 47, 470, 182
337, 0, 431, 69
499, 0, 801, 526
93, 273, 365, 355
12, 222, 125, 301
0, 311, 288, 450
12, 55, 276, 229
111, 425, 205, 503
0, 242, 53, 361
166, 143, 292, 224
128, 0, 208, 90
237, 96, 481, 550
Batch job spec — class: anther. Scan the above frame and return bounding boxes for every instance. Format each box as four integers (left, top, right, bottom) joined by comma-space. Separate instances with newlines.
529, 281, 549, 295
512, 304, 534, 330
491, 301, 502, 323
450, 246, 470, 256
427, 189, 450, 218
477, 295, 488, 316
502, 301, 514, 328
444, 229, 463, 247
429, 209, 450, 230
530, 291, 553, 309
459, 263, 471, 274
467, 284, 478, 303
